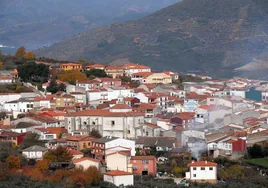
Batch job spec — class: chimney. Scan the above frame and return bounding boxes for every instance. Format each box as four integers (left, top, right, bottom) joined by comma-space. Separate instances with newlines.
191, 160, 195, 164
205, 160, 207, 164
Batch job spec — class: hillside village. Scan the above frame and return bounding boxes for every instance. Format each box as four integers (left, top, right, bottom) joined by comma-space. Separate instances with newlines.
1, 59, 268, 187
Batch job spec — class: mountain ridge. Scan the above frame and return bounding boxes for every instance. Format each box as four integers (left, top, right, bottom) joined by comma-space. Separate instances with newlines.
0, 0, 179, 50
35, 0, 268, 74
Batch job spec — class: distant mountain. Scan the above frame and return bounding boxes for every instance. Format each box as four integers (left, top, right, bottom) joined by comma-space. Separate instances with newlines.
36, 0, 268, 76
0, 0, 179, 51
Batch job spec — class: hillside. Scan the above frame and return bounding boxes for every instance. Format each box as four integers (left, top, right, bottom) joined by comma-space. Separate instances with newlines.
0, 0, 179, 51
36, 0, 268, 74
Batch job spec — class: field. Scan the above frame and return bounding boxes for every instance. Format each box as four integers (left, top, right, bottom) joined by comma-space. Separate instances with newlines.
246, 158, 268, 168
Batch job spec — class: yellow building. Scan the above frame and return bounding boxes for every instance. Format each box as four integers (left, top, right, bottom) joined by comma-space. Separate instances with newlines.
143, 73, 172, 84
55, 93, 76, 107
60, 63, 83, 71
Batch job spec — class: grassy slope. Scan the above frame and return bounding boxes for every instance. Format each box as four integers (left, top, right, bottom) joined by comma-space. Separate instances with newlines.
246, 158, 268, 168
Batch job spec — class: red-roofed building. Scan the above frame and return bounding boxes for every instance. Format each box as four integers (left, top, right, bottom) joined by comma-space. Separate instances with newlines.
0, 131, 27, 146
186, 161, 217, 184
66, 135, 96, 150
68, 149, 84, 159
104, 170, 134, 186
0, 76, 13, 84
85, 64, 105, 71
123, 63, 151, 77
106, 151, 132, 172
60, 63, 83, 71
65, 109, 145, 139
130, 156, 157, 176
105, 65, 124, 78
131, 72, 153, 82
196, 105, 231, 124
73, 157, 100, 170
163, 71, 179, 80
94, 77, 122, 88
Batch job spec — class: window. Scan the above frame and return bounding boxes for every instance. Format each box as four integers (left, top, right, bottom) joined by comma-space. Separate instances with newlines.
128, 130, 131, 134
142, 160, 149, 164
111, 121, 115, 126
193, 174, 196, 177
209, 167, 213, 170
193, 167, 196, 170
201, 167, 205, 170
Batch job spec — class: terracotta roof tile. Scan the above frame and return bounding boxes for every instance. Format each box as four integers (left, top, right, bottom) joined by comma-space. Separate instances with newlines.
104, 170, 133, 176
187, 161, 217, 167
68, 109, 144, 117
131, 156, 156, 160
110, 104, 131, 109
73, 157, 99, 163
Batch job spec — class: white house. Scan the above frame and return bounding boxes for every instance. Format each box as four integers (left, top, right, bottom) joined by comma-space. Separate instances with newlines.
86, 88, 134, 104
123, 63, 151, 77
157, 119, 172, 130
22, 145, 48, 160
65, 109, 144, 139
104, 170, 134, 187
12, 116, 61, 129
4, 98, 34, 118
106, 151, 132, 172
0, 93, 20, 110
72, 157, 100, 170
185, 161, 217, 184
105, 138, 136, 156
195, 105, 231, 124
0, 76, 13, 84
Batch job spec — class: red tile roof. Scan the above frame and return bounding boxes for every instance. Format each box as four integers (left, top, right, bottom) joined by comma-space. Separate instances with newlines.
68, 149, 83, 155
66, 135, 96, 142
134, 103, 156, 111
73, 157, 99, 163
110, 104, 131, 109
68, 109, 144, 117
134, 88, 147, 93
144, 123, 160, 129
124, 63, 150, 70
85, 64, 105, 69
61, 63, 82, 66
104, 170, 133, 176
199, 105, 230, 111
175, 112, 195, 120
130, 156, 156, 160
187, 161, 217, 167
0, 76, 13, 80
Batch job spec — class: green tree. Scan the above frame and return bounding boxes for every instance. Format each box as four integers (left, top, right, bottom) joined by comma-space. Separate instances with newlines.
85, 69, 108, 78
77, 58, 86, 64
47, 78, 66, 94
17, 61, 49, 82
15, 46, 26, 57
46, 78, 59, 94
248, 144, 264, 158
58, 83, 66, 92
